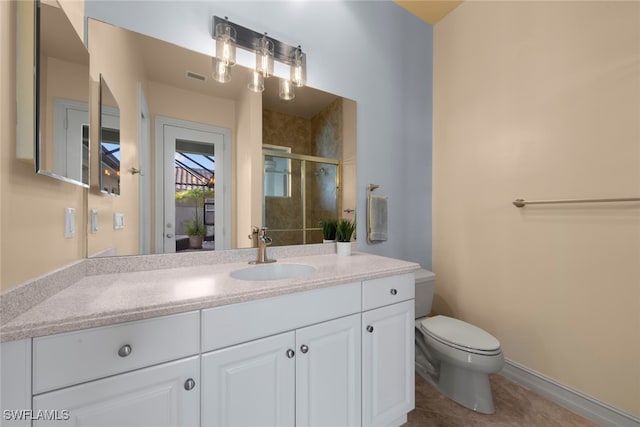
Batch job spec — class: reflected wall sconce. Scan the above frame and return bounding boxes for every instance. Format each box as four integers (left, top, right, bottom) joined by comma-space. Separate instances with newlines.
212, 16, 307, 100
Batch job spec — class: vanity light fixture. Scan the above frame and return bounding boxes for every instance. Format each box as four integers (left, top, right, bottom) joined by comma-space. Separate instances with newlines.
256, 33, 274, 77
290, 46, 306, 87
279, 78, 295, 101
212, 57, 230, 83
212, 16, 307, 100
214, 16, 236, 67
248, 70, 265, 93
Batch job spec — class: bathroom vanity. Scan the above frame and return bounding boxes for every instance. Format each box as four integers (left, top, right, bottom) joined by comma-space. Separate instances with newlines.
0, 250, 418, 427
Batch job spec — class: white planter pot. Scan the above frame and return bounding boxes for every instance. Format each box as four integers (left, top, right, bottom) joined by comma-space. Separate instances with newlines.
336, 241, 351, 256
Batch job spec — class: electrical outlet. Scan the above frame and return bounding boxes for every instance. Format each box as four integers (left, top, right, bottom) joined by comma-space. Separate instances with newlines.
114, 212, 125, 230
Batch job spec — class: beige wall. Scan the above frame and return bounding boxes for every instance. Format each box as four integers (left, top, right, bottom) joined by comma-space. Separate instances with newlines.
86, 18, 147, 257
433, 1, 640, 415
1, 1, 86, 291
234, 88, 262, 248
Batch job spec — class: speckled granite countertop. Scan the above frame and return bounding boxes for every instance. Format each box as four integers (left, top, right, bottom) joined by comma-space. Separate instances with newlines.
1, 251, 419, 342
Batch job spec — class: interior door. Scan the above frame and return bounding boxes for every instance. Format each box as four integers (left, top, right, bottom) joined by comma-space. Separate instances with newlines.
160, 122, 228, 253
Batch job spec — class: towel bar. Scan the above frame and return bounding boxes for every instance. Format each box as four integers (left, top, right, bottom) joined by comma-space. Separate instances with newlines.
513, 197, 640, 208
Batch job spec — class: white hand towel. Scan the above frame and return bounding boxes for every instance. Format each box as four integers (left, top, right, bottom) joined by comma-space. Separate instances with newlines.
368, 194, 388, 242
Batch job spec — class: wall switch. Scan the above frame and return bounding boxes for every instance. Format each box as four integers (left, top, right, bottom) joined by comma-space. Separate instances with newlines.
90, 209, 98, 234
114, 212, 125, 230
64, 208, 75, 238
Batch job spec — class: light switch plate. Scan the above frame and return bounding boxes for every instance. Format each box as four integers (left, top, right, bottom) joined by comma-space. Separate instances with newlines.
90, 209, 98, 234
114, 212, 125, 230
64, 208, 75, 238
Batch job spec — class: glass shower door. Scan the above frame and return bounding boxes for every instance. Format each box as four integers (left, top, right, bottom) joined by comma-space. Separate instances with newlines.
264, 155, 303, 246
305, 161, 339, 244
263, 150, 341, 246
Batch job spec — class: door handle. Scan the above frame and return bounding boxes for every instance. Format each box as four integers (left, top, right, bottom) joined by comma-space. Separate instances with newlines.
166, 233, 174, 238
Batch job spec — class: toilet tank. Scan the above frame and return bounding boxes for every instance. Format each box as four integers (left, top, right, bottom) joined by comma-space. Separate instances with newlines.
415, 268, 436, 318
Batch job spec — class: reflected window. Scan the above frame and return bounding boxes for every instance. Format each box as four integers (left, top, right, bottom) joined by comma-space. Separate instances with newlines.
264, 145, 292, 198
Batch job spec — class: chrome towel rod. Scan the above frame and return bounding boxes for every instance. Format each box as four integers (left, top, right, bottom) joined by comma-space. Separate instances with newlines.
513, 197, 640, 208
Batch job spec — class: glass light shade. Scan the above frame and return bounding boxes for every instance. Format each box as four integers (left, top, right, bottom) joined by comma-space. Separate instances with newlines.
290, 48, 306, 87
256, 35, 274, 77
279, 78, 295, 101
248, 70, 265, 93
212, 57, 230, 83
214, 21, 236, 66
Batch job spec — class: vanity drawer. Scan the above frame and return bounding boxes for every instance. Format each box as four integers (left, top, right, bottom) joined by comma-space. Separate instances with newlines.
362, 273, 415, 311
33, 311, 200, 394
201, 282, 361, 352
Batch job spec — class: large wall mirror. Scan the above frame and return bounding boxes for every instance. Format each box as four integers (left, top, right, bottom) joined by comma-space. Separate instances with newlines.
87, 18, 357, 257
35, 0, 90, 186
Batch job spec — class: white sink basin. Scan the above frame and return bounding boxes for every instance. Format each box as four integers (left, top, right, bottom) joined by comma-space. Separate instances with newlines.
230, 263, 316, 281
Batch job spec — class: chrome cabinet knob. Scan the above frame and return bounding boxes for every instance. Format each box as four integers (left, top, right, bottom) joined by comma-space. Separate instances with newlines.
366, 325, 374, 333
390, 288, 398, 295
118, 344, 132, 357
184, 378, 196, 391
300, 344, 309, 354
286, 349, 295, 359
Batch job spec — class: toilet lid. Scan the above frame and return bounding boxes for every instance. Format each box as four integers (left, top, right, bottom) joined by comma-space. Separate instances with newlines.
419, 315, 500, 352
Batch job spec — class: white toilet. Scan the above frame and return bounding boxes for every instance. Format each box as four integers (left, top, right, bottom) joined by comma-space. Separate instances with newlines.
414, 269, 504, 414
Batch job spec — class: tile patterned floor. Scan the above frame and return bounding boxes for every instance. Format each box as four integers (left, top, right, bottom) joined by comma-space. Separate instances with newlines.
405, 374, 600, 426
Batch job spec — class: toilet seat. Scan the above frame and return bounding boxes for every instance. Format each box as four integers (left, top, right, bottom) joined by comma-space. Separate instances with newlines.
418, 315, 501, 356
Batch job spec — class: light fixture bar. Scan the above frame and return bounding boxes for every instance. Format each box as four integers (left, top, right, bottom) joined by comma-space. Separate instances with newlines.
213, 16, 301, 66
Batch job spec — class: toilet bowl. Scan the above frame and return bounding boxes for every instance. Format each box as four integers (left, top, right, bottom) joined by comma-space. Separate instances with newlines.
414, 269, 504, 414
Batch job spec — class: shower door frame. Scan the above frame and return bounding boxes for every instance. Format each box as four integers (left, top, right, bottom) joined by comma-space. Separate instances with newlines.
262, 148, 341, 244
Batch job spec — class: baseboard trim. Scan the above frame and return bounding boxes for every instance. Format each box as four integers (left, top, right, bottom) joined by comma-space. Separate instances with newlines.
500, 359, 639, 427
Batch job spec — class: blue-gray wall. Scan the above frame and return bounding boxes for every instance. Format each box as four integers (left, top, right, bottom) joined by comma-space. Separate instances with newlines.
86, 1, 434, 269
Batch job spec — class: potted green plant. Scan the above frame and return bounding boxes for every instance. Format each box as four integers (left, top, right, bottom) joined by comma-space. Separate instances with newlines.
319, 218, 338, 243
175, 187, 212, 249
335, 218, 356, 256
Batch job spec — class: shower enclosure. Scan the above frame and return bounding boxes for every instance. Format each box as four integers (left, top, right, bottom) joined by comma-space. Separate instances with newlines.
263, 148, 341, 246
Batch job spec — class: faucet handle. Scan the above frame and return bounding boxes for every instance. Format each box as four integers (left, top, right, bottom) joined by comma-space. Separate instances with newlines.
260, 226, 269, 237
248, 226, 259, 240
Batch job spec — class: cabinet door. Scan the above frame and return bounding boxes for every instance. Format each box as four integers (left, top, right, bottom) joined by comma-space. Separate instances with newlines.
296, 314, 361, 427
362, 300, 415, 427
33, 356, 200, 427
202, 332, 295, 427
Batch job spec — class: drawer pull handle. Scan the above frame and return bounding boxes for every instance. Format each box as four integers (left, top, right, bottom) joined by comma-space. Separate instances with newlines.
184, 378, 196, 391
390, 288, 398, 295
366, 325, 374, 333
300, 344, 309, 354
286, 349, 295, 359
118, 344, 132, 357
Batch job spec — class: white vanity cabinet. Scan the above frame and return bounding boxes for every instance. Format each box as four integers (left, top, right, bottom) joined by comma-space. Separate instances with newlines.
27, 311, 201, 427
32, 356, 200, 427
201, 283, 362, 427
362, 274, 415, 427
1, 270, 417, 427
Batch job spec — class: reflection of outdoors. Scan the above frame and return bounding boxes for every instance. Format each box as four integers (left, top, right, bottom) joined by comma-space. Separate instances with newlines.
100, 130, 120, 194
174, 142, 215, 252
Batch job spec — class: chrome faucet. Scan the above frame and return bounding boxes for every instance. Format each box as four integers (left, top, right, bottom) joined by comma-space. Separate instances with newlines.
248, 226, 276, 264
